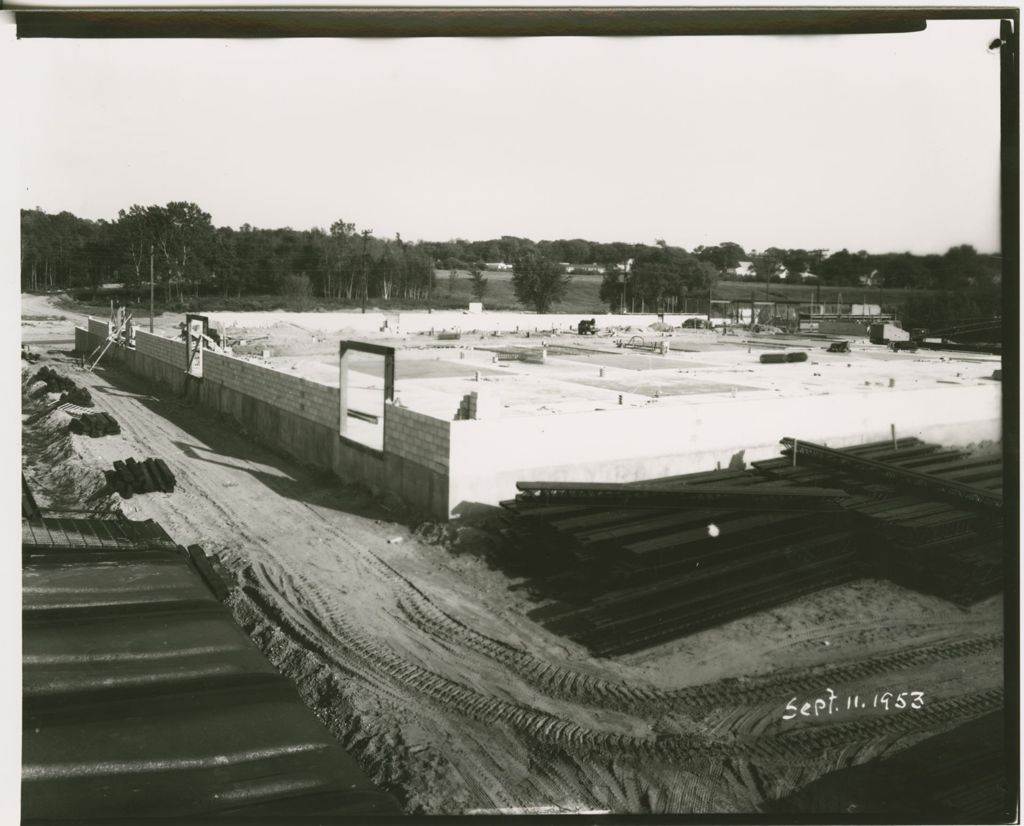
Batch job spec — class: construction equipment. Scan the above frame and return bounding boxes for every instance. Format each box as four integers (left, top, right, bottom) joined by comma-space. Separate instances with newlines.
869, 323, 910, 345
577, 319, 597, 335
827, 340, 851, 353
619, 336, 669, 354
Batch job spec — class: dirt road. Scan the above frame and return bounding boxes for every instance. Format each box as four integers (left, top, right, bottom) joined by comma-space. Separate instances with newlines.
20, 298, 1003, 814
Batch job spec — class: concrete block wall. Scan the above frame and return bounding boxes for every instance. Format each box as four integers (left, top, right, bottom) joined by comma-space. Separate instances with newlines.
135, 330, 185, 367
87, 317, 110, 340
384, 404, 451, 473
205, 352, 339, 429
446, 384, 1002, 511
76, 324, 451, 518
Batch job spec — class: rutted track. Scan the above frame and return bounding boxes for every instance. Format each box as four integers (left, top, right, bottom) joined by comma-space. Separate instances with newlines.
663, 633, 1003, 710
22, 343, 1008, 813
373, 552, 663, 709
241, 561, 684, 757
240, 558, 1003, 768
742, 688, 1005, 762
57, 360, 1006, 726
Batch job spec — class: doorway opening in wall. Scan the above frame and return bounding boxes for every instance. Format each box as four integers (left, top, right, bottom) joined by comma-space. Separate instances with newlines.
338, 340, 395, 453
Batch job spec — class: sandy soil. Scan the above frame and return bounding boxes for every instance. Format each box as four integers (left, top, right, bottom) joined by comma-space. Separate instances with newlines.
20, 296, 1004, 815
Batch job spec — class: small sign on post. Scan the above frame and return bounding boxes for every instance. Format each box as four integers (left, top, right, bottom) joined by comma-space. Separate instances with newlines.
185, 314, 209, 378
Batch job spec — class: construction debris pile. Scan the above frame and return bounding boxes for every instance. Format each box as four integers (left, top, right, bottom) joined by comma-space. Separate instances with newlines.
103, 458, 177, 498
32, 366, 93, 407
68, 412, 121, 438
501, 437, 1002, 657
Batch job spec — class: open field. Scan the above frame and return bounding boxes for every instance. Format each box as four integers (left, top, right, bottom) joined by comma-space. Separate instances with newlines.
22, 295, 1005, 815
50, 272, 940, 320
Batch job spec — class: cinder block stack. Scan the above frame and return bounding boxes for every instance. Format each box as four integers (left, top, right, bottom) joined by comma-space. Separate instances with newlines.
455, 392, 478, 421
454, 391, 500, 420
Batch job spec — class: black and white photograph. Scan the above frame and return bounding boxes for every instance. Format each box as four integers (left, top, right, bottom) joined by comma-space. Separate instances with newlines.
9, 6, 1017, 821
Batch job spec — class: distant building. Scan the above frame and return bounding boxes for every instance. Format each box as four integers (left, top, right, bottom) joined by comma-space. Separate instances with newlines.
483, 262, 513, 271
731, 260, 756, 278
568, 263, 605, 275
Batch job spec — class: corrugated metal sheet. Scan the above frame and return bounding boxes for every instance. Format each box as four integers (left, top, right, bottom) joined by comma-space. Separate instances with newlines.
23, 517, 402, 820
768, 710, 1010, 819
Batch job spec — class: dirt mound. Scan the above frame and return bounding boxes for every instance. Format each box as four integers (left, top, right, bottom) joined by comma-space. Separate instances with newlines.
21, 365, 116, 512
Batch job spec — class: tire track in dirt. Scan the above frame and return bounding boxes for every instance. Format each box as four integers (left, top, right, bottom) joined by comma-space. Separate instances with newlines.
241, 560, 690, 758
65, 359, 1006, 737
742, 687, 1003, 763
342, 549, 1003, 728
374, 554, 660, 710
665, 633, 1002, 712
240, 556, 1002, 772
71, 364, 295, 553
31, 351, 1005, 812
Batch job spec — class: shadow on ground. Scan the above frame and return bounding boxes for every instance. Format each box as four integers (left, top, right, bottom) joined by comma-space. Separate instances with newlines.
85, 358, 409, 524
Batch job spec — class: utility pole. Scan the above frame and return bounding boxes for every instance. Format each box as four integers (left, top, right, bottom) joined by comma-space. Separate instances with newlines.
360, 229, 371, 314
149, 244, 154, 333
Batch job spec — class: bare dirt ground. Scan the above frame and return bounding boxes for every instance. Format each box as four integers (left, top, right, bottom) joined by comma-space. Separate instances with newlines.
21, 296, 1004, 815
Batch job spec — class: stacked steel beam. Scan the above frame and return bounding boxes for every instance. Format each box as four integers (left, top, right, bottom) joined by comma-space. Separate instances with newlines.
501, 437, 1002, 656
754, 438, 1002, 605
503, 470, 858, 656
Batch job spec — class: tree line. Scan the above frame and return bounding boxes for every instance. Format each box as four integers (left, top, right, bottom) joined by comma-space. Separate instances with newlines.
20, 204, 436, 307
21, 205, 1001, 322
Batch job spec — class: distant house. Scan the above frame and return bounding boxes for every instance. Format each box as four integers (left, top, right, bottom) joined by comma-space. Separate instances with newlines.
483, 262, 513, 272
730, 260, 806, 281
730, 261, 756, 278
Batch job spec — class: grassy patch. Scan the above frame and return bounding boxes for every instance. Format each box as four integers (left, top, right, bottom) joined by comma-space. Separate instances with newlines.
51, 275, 940, 317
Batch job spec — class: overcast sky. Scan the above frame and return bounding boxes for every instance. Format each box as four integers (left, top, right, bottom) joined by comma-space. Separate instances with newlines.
16, 20, 1002, 254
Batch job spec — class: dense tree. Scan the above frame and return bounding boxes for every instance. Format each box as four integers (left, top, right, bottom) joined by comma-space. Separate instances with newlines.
752, 249, 784, 284
816, 248, 871, 286
511, 251, 570, 313
695, 241, 746, 273
781, 249, 809, 282
19, 206, 1004, 318
149, 202, 214, 301
470, 269, 488, 303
